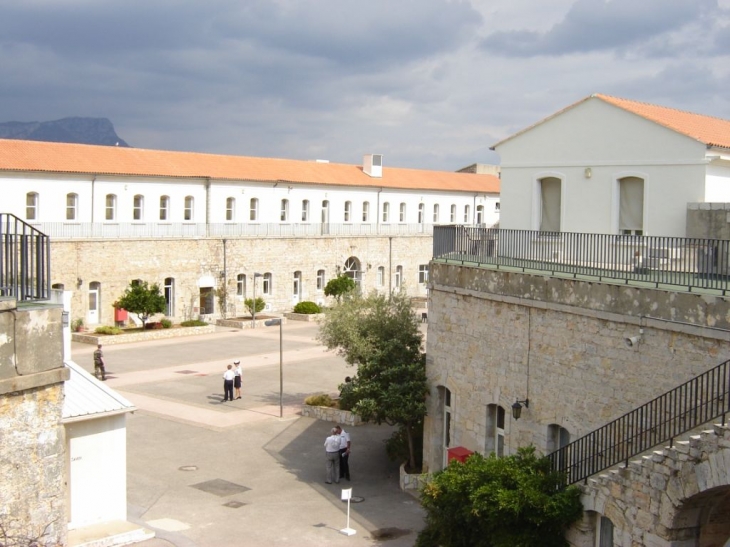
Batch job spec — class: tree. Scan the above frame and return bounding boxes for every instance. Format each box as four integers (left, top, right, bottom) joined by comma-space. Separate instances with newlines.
323, 274, 356, 303
244, 297, 265, 316
417, 447, 583, 547
115, 280, 166, 328
317, 290, 427, 469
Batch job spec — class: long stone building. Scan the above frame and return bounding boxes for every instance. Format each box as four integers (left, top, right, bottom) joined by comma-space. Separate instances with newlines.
424, 95, 730, 546
0, 140, 500, 327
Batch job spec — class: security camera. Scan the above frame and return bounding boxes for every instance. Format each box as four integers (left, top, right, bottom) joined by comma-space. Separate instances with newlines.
625, 336, 641, 348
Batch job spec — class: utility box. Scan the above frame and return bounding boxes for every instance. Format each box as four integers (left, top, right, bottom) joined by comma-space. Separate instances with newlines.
447, 446, 473, 464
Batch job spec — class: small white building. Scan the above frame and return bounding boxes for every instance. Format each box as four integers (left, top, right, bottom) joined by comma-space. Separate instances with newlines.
493, 93, 730, 237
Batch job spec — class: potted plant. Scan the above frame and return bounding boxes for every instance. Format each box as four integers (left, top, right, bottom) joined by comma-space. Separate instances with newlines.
72, 318, 85, 332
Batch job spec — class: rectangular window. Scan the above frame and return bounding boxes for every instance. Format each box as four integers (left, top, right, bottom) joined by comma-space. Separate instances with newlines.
317, 269, 325, 290
399, 203, 406, 222
394, 265, 402, 290
486, 405, 505, 457
105, 194, 116, 220
26, 192, 38, 220
362, 202, 370, 222
199, 287, 214, 315
226, 197, 235, 221
450, 204, 456, 223
433, 204, 439, 223
184, 196, 194, 221
418, 264, 429, 284
619, 177, 644, 235
382, 202, 390, 223
250, 198, 258, 221
281, 199, 289, 222
302, 200, 310, 222
133, 195, 144, 221
160, 196, 169, 220
344, 201, 352, 222
377, 266, 384, 287
263, 273, 272, 295
418, 203, 424, 224
463, 204, 470, 224
237, 274, 246, 296
66, 193, 77, 220
540, 177, 561, 232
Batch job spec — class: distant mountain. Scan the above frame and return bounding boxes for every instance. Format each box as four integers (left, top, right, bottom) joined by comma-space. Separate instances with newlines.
0, 117, 130, 147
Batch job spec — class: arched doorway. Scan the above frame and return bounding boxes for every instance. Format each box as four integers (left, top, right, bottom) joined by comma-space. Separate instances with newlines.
343, 257, 362, 292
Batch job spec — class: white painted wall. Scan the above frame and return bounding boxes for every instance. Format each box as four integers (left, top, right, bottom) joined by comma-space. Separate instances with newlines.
496, 97, 711, 237
66, 415, 127, 529
704, 161, 730, 202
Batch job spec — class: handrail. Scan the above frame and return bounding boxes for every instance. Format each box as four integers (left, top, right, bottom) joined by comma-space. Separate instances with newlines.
0, 214, 51, 301
432, 226, 730, 294
547, 358, 730, 485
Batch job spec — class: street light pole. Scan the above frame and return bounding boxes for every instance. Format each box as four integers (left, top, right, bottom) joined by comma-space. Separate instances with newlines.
252, 272, 263, 328
265, 318, 283, 418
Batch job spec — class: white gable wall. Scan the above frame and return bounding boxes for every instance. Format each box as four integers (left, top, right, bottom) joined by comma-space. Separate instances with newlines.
497, 97, 709, 237
705, 161, 730, 202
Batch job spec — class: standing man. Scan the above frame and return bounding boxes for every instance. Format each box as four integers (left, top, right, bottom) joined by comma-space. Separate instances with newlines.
222, 364, 235, 402
336, 425, 351, 481
324, 427, 341, 484
233, 360, 242, 400
93, 344, 106, 381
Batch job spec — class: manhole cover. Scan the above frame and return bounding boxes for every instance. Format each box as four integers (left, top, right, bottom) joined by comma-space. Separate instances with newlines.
370, 528, 411, 541
342, 496, 364, 503
179, 465, 198, 472
222, 500, 246, 508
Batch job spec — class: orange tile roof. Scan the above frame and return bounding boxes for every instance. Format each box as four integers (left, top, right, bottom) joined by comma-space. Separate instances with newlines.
0, 139, 500, 194
492, 94, 730, 150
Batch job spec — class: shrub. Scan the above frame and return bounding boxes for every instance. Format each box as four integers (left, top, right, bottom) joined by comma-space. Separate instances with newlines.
293, 301, 321, 314
94, 325, 123, 335
245, 297, 266, 315
181, 319, 208, 327
144, 321, 163, 330
160, 318, 173, 329
304, 393, 334, 407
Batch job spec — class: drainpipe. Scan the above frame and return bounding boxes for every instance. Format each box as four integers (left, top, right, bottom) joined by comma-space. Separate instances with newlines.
377, 188, 382, 230
388, 236, 392, 294
222, 239, 227, 317
91, 175, 96, 223
473, 193, 478, 225
205, 177, 211, 237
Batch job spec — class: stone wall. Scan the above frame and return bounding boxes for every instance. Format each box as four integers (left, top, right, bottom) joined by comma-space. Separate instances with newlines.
50, 234, 432, 326
423, 262, 730, 473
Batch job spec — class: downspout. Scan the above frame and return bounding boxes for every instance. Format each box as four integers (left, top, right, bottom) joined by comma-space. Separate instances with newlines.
388, 236, 392, 294
473, 193, 477, 225
222, 239, 227, 317
91, 175, 96, 223
205, 177, 211, 237
377, 188, 382, 229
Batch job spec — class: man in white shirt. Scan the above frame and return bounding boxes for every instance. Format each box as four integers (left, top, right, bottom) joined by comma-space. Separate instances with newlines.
324, 427, 341, 484
222, 364, 235, 402
336, 425, 351, 481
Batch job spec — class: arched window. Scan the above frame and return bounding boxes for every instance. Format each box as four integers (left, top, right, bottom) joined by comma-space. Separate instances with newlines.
66, 193, 78, 220
105, 194, 116, 220
362, 201, 370, 222
476, 205, 484, 225
344, 201, 352, 222
293, 271, 302, 299
184, 196, 194, 221
281, 199, 289, 222
450, 204, 456, 223
463, 204, 470, 224
433, 204, 440, 223
159, 196, 170, 220
486, 404, 505, 457
343, 256, 361, 291
133, 195, 144, 220
399, 203, 407, 222
263, 272, 272, 295
321, 200, 329, 224
394, 265, 403, 290
26, 192, 39, 220
418, 203, 425, 224
250, 198, 259, 221
596, 514, 614, 547
164, 277, 175, 316
237, 274, 246, 297
226, 197, 236, 221
302, 200, 310, 222
317, 269, 325, 290
377, 266, 385, 286
547, 424, 570, 454
52, 283, 65, 290
382, 202, 390, 223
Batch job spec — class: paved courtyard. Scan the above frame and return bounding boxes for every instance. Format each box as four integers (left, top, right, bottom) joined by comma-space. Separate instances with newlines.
71, 321, 427, 547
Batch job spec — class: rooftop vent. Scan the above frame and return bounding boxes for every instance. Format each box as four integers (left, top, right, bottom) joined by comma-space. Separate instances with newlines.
363, 154, 383, 178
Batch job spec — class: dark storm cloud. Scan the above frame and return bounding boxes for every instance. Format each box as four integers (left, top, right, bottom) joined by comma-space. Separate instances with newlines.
480, 0, 722, 57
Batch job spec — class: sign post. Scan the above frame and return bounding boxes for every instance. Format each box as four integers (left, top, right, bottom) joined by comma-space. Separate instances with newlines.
340, 488, 356, 536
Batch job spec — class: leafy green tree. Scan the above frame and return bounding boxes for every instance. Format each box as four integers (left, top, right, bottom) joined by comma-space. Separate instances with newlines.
115, 280, 166, 328
317, 290, 427, 469
323, 274, 356, 303
417, 447, 583, 547
244, 297, 265, 316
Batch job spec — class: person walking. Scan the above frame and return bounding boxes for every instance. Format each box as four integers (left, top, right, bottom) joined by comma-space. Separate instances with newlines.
233, 360, 242, 400
93, 343, 106, 381
324, 427, 341, 484
336, 425, 351, 481
222, 364, 235, 402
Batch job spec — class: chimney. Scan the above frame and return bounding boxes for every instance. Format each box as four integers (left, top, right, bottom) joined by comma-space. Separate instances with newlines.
363, 154, 383, 178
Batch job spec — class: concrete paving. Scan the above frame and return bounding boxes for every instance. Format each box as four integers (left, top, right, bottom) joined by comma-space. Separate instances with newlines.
72, 321, 427, 547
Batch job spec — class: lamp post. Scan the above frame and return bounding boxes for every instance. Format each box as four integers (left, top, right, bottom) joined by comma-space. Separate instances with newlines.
264, 318, 283, 418
252, 272, 263, 328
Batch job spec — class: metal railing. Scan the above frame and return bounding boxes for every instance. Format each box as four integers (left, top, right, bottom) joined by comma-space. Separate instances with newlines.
548, 358, 730, 485
0, 214, 51, 301
30, 221, 437, 239
433, 226, 730, 294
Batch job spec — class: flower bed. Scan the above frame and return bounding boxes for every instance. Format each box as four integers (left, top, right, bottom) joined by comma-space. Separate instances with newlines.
72, 324, 216, 345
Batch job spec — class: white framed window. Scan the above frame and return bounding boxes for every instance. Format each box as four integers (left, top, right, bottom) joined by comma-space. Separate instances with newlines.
463, 204, 470, 224
418, 203, 425, 224
382, 202, 390, 223
293, 271, 302, 298
26, 192, 38, 220
399, 203, 407, 222
226, 197, 236, 221
538, 177, 561, 232
164, 277, 175, 316
133, 195, 144, 221
263, 272, 272, 295
159, 196, 169, 220
302, 200, 310, 222
596, 515, 614, 547
450, 204, 456, 223
377, 266, 384, 286
362, 201, 370, 222
105, 194, 116, 220
394, 265, 403, 290
184, 196, 194, 221
547, 424, 571, 454
433, 204, 439, 223
250, 198, 259, 221
344, 201, 352, 222
486, 404, 505, 457
495, 201, 501, 212
418, 264, 429, 284
317, 269, 325, 290
476, 205, 484, 225
441, 386, 452, 468
237, 274, 246, 297
618, 176, 644, 235
321, 200, 329, 223
281, 199, 289, 222
66, 193, 78, 220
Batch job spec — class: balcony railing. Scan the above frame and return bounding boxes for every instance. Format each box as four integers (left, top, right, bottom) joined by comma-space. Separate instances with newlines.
30, 222, 437, 239
433, 226, 730, 294
0, 214, 51, 301
548, 358, 730, 485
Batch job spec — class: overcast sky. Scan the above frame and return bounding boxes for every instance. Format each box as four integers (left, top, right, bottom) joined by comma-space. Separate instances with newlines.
1, 0, 729, 171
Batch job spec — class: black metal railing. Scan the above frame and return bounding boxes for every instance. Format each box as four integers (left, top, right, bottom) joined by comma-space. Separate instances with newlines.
547, 358, 730, 485
433, 226, 730, 294
0, 214, 51, 301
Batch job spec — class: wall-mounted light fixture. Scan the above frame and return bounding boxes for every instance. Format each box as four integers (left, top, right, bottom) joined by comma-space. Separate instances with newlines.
76, 278, 83, 288
584, 167, 592, 179
512, 398, 529, 420
219, 271, 226, 278
624, 328, 644, 348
